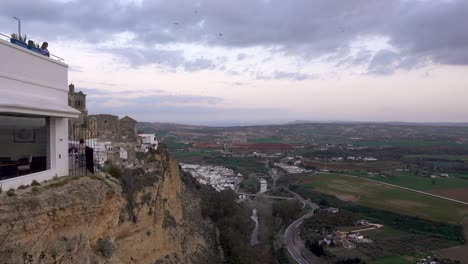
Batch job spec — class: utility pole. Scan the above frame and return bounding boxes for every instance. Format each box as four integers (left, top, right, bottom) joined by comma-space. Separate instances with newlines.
13, 17, 21, 37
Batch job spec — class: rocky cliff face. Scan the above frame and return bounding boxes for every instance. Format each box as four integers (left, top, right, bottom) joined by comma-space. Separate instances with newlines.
0, 146, 220, 264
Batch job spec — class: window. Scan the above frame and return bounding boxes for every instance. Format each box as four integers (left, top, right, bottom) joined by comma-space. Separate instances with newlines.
0, 115, 50, 181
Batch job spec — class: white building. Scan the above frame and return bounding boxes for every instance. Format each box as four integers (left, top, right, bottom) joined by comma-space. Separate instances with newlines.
138, 133, 158, 152
138, 134, 157, 144
0, 38, 79, 190
119, 147, 128, 160
94, 140, 112, 165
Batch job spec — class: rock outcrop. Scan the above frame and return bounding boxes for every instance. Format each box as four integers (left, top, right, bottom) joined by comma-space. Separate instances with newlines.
0, 146, 220, 264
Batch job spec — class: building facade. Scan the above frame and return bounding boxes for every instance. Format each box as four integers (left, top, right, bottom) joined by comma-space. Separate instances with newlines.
0, 38, 79, 190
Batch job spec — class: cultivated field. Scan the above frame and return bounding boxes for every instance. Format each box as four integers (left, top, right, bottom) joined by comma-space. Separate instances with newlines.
301, 174, 468, 223
429, 188, 468, 203
345, 171, 468, 191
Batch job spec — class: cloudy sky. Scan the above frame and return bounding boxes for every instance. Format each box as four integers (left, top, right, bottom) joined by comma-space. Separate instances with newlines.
1, 0, 467, 125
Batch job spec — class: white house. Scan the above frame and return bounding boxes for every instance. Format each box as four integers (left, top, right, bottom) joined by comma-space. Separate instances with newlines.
119, 147, 128, 160
0, 38, 79, 190
138, 133, 157, 144
94, 140, 112, 165
138, 133, 158, 152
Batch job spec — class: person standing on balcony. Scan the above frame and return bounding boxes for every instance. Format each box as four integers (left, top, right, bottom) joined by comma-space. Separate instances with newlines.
40, 42, 49, 57
78, 139, 86, 168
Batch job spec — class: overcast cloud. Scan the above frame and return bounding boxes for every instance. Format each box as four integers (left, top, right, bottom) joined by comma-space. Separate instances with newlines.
1, 0, 467, 124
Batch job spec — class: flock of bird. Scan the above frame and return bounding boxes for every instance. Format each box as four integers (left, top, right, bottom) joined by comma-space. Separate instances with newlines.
172, 10, 224, 38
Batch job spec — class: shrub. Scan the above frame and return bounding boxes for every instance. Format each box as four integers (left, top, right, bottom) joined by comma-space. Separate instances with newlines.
108, 165, 122, 179
163, 210, 177, 229
18, 184, 29, 190
6, 189, 15, 197
96, 238, 114, 258
31, 186, 40, 193
31, 180, 41, 186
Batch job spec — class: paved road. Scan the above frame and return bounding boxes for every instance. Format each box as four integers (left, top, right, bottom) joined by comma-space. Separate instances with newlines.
284, 189, 320, 264
334, 173, 468, 206
236, 192, 295, 200
284, 211, 314, 264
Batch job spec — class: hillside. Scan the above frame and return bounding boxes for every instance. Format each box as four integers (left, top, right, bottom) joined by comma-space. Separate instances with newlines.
0, 146, 221, 264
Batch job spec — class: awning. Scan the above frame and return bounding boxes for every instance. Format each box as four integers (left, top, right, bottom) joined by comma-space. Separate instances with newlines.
0, 90, 80, 118
0, 103, 80, 118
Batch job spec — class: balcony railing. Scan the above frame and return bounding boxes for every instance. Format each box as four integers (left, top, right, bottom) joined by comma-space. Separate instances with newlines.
0, 32, 64, 62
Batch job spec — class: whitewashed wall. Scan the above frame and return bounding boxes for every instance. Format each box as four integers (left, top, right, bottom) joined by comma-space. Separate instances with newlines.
0, 39, 78, 190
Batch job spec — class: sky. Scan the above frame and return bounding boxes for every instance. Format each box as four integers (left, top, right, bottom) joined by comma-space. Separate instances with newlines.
1, 0, 468, 125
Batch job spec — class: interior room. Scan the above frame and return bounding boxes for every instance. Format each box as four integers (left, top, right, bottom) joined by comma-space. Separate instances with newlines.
0, 114, 50, 181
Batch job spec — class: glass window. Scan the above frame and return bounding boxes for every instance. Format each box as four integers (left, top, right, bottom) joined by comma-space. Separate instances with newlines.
0, 115, 50, 181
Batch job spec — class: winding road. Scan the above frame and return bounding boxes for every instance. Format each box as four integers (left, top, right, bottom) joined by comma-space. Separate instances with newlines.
284, 190, 319, 264
284, 173, 468, 263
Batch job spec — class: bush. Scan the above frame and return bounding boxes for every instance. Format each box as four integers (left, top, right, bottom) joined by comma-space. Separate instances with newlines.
108, 165, 122, 179
96, 238, 114, 258
6, 189, 15, 197
272, 199, 302, 224
239, 175, 260, 194
31, 180, 41, 186
163, 210, 177, 229
31, 186, 40, 193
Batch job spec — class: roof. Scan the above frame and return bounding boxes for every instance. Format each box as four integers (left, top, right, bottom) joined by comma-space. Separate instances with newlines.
120, 115, 137, 123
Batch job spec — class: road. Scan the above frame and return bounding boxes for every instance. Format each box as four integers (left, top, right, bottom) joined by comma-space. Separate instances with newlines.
284, 189, 320, 264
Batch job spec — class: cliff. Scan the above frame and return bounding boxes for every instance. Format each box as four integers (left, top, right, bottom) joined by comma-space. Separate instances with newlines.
0, 146, 221, 264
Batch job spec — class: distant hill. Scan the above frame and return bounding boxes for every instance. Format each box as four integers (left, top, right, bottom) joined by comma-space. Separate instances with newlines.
287, 120, 468, 127
137, 122, 215, 133
138, 120, 468, 133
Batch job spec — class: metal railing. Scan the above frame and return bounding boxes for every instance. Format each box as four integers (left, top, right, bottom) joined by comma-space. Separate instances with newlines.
0, 32, 65, 62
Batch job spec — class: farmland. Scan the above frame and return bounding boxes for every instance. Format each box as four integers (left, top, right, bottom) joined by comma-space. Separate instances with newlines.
300, 173, 468, 223
344, 171, 468, 191
137, 121, 468, 263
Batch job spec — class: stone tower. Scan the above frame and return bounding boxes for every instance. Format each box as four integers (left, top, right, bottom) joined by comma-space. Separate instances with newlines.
68, 83, 88, 139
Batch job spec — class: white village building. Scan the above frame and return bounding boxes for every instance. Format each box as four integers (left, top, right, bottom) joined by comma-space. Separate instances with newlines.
138, 133, 158, 152
0, 37, 79, 190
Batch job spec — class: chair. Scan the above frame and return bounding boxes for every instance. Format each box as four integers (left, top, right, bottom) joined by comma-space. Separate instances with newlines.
17, 156, 32, 176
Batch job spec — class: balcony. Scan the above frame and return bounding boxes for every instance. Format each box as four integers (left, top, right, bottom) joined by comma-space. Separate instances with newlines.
0, 35, 77, 117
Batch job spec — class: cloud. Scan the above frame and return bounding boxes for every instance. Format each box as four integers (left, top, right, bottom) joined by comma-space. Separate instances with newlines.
237, 53, 247, 60
78, 85, 285, 124
2, 0, 467, 74
81, 87, 221, 105
257, 70, 317, 81
183, 58, 216, 72
367, 50, 400, 75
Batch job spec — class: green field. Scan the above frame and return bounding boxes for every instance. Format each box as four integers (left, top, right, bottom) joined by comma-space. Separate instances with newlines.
174, 150, 213, 158
344, 171, 468, 190
247, 137, 304, 144
352, 140, 465, 147
302, 174, 468, 223
404, 155, 468, 162
370, 256, 413, 264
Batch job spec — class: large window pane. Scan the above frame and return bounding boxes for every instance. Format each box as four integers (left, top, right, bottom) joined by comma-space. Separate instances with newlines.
0, 115, 50, 181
